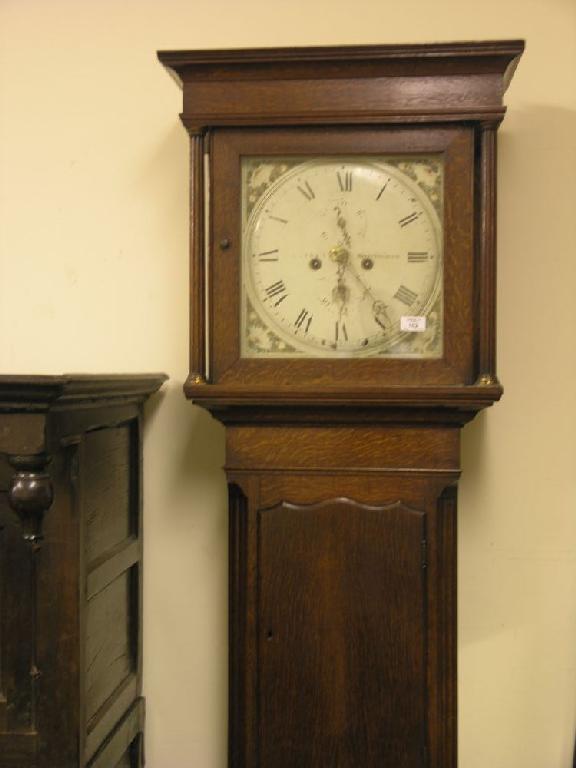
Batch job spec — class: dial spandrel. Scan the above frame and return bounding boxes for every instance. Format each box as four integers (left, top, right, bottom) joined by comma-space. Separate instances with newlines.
241, 156, 443, 359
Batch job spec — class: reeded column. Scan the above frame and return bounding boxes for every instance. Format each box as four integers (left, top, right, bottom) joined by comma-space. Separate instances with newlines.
476, 122, 500, 387
187, 126, 209, 385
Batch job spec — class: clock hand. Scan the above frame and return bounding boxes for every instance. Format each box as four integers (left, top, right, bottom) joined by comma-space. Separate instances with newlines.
348, 266, 391, 328
330, 212, 374, 301
372, 300, 392, 330
331, 245, 392, 331
332, 277, 349, 316
340, 252, 375, 300
334, 206, 351, 247
328, 246, 351, 318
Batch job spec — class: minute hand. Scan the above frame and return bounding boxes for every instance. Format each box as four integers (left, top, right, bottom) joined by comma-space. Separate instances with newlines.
343, 259, 376, 300
343, 260, 392, 329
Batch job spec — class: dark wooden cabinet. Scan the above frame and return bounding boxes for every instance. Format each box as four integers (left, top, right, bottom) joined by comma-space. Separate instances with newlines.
0, 374, 166, 768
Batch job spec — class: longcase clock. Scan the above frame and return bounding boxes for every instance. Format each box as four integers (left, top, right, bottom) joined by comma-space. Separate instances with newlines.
158, 41, 524, 768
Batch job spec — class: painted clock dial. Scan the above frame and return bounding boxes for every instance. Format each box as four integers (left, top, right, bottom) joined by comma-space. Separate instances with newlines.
241, 156, 443, 358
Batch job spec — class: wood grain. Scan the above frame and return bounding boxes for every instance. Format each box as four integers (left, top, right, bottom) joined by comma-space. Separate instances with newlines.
84, 426, 135, 564
159, 41, 524, 130
227, 425, 460, 471
85, 571, 134, 722
259, 499, 427, 767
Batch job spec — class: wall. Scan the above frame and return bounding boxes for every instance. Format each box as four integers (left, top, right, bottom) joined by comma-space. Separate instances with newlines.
1, 1, 575, 766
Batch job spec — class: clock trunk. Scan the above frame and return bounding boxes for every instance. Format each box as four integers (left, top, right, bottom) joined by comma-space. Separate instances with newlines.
227, 423, 458, 768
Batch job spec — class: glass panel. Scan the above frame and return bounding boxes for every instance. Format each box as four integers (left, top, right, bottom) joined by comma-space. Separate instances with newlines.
241, 156, 443, 359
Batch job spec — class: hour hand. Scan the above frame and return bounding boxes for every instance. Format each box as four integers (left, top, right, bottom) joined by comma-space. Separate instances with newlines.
332, 278, 350, 308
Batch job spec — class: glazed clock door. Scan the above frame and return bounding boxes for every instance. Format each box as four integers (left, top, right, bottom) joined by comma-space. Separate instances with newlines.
209, 124, 475, 391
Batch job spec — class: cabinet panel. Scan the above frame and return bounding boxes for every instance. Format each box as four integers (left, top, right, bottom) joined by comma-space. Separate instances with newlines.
84, 426, 136, 564
85, 569, 135, 722
115, 754, 132, 768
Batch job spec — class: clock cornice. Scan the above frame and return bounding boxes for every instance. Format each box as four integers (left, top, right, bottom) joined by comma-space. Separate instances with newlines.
158, 40, 524, 130
158, 39, 524, 86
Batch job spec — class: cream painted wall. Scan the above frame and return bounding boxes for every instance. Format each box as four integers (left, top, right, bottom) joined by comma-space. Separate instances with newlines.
1, 1, 575, 766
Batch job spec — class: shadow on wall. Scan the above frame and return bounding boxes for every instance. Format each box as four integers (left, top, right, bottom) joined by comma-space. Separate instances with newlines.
144, 381, 226, 510
498, 103, 576, 250
142, 383, 229, 767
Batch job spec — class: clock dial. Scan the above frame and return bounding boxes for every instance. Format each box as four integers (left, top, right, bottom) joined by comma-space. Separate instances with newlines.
241, 157, 443, 358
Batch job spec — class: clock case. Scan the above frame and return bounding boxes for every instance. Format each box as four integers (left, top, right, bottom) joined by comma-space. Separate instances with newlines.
159, 40, 524, 418
158, 42, 524, 768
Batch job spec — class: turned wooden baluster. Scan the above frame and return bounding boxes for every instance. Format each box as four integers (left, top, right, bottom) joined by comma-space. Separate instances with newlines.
7, 453, 53, 730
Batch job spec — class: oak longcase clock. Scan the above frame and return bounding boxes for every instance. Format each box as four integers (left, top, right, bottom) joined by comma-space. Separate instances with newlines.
158, 41, 524, 768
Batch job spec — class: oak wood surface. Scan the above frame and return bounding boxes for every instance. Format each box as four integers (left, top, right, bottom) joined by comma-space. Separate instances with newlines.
158, 41, 524, 130
84, 426, 135, 564
259, 498, 427, 767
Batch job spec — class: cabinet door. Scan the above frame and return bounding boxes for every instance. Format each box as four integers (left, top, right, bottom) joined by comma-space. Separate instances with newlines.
230, 487, 431, 768
260, 497, 428, 768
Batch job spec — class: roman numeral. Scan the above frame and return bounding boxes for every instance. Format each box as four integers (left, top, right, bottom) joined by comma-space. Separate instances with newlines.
337, 170, 352, 192
376, 180, 389, 200
258, 249, 279, 262
297, 181, 315, 201
265, 280, 288, 306
268, 215, 288, 224
394, 285, 418, 306
407, 252, 429, 262
294, 308, 312, 332
335, 320, 348, 342
399, 212, 420, 227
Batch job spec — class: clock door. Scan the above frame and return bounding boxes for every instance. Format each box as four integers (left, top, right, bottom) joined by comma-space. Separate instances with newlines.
209, 125, 475, 391
258, 498, 428, 767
